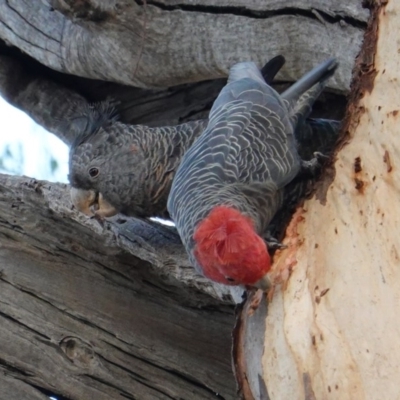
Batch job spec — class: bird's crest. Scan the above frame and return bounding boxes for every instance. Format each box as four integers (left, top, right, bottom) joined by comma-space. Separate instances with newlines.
193, 206, 271, 285
69, 98, 120, 151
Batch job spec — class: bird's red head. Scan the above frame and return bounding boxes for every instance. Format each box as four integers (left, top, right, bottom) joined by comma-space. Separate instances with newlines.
193, 206, 271, 286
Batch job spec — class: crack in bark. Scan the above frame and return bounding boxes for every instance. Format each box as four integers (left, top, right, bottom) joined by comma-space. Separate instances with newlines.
0, 371, 71, 400
32, 243, 127, 284
58, 309, 131, 342
93, 259, 138, 284
120, 395, 137, 399
102, 339, 226, 399
0, 309, 51, 340
0, 16, 61, 60
0, 356, 35, 377
52, 243, 114, 266
24, 382, 71, 400
97, 353, 177, 400
0, 276, 129, 344
5, 0, 61, 43
136, 0, 367, 29
82, 374, 138, 399
103, 339, 177, 373
51, 247, 147, 294
0, 216, 24, 232
0, 230, 20, 242
97, 354, 150, 383
31, 244, 59, 257
163, 367, 226, 399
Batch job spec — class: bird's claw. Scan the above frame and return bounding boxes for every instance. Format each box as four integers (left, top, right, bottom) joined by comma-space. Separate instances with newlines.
300, 151, 329, 175
314, 151, 330, 161
263, 232, 287, 250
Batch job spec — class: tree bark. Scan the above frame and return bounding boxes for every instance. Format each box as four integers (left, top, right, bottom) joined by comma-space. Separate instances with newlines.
0, 0, 362, 130
0, 0, 366, 89
235, 1, 400, 399
0, 1, 370, 399
0, 174, 242, 399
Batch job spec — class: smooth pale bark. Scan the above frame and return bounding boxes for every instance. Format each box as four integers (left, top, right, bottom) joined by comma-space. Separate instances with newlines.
237, 1, 400, 399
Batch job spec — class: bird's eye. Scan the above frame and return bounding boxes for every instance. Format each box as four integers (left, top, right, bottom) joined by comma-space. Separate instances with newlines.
89, 167, 99, 178
226, 277, 235, 283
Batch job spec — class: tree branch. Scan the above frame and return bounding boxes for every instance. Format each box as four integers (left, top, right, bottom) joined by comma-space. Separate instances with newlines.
0, 0, 365, 90
0, 173, 241, 399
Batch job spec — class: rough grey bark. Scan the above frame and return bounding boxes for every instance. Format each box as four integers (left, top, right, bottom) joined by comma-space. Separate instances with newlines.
0, 174, 240, 399
0, 1, 367, 399
0, 0, 363, 132
0, 0, 365, 89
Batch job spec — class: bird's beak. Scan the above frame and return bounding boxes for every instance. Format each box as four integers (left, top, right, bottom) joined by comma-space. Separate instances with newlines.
70, 187, 97, 216
70, 188, 118, 218
253, 275, 272, 292
92, 193, 119, 218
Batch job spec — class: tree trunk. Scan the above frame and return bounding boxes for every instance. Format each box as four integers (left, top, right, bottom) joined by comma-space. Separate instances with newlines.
0, 0, 370, 399
235, 1, 400, 399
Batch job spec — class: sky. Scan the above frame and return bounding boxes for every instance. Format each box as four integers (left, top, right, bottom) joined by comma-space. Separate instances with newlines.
0, 96, 69, 182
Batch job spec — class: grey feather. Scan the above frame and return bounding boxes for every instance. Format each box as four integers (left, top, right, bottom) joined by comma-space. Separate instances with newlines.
167, 58, 338, 278
282, 58, 338, 105
68, 56, 287, 219
68, 56, 339, 228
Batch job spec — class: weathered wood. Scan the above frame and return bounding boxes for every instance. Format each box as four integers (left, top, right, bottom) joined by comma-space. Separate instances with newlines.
0, 52, 226, 143
0, 0, 364, 90
237, 1, 400, 399
0, 51, 347, 146
150, 0, 369, 21
0, 1, 360, 137
0, 1, 370, 399
0, 376, 48, 400
0, 174, 240, 399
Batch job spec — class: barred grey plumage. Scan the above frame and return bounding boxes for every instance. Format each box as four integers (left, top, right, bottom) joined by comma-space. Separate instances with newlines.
68, 56, 286, 218
167, 58, 338, 287
268, 117, 341, 241
69, 117, 208, 218
68, 56, 340, 226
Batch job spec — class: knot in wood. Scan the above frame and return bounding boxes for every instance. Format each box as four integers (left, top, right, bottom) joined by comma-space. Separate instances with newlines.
60, 336, 98, 369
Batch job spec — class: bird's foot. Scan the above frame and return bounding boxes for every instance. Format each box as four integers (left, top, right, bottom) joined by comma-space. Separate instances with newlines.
263, 232, 287, 250
300, 151, 329, 176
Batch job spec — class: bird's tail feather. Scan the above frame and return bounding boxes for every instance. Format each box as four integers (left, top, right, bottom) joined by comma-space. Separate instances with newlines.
228, 55, 286, 86
260, 55, 285, 84
289, 81, 326, 128
282, 58, 338, 105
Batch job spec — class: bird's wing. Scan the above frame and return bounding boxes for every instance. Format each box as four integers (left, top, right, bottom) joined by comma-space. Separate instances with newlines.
179, 62, 300, 190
